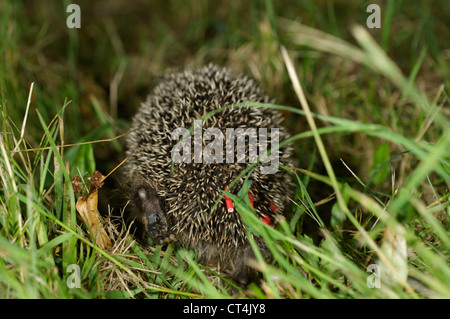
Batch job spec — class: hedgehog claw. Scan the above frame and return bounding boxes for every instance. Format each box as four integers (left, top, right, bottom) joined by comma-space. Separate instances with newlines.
156, 233, 176, 245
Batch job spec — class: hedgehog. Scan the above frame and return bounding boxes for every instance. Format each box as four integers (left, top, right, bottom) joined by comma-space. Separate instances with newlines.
122, 64, 294, 286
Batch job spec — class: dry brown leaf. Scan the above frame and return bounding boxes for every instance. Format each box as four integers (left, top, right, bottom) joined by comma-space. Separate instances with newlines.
73, 159, 129, 251
75, 171, 112, 250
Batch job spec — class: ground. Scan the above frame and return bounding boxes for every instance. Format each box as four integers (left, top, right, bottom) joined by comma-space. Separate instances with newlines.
0, 0, 448, 299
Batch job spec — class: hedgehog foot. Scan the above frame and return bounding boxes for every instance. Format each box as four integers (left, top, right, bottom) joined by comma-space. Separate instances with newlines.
231, 245, 260, 288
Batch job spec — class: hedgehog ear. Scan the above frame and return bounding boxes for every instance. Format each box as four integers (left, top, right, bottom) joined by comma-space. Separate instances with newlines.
135, 185, 160, 207
134, 186, 154, 207
137, 187, 148, 201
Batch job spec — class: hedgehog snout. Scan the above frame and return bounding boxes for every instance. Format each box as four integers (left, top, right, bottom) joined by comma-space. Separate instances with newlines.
147, 213, 160, 226
146, 214, 163, 238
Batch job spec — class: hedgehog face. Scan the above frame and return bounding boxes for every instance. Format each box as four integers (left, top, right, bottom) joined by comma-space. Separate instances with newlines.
133, 185, 175, 245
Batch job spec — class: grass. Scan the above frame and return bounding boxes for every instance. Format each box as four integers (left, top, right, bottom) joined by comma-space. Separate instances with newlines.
0, 0, 449, 299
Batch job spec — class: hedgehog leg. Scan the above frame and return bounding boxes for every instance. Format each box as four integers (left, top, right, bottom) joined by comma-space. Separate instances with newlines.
232, 245, 260, 287
133, 185, 175, 245
231, 237, 273, 289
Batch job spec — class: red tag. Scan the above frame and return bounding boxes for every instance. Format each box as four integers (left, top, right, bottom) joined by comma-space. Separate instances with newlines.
260, 212, 273, 226
248, 192, 254, 208
223, 186, 234, 212
223, 186, 274, 226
